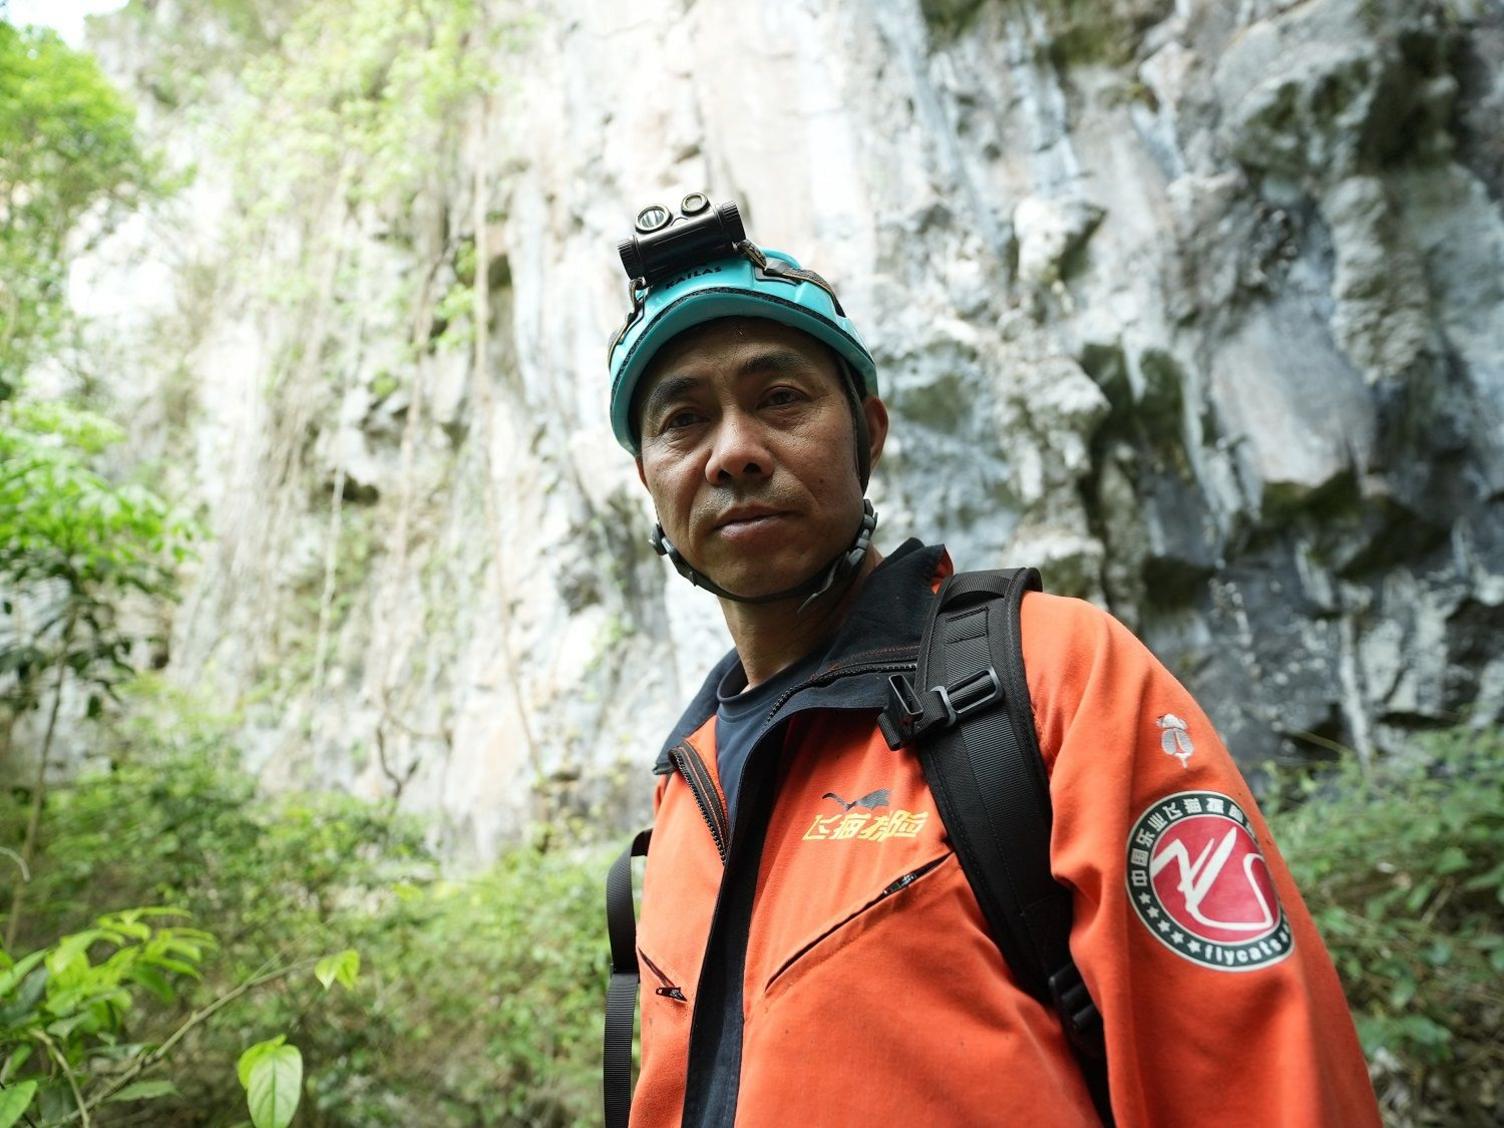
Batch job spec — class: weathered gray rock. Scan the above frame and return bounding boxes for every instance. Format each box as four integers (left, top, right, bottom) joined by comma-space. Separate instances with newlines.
1013, 194, 1106, 289
46, 0, 1504, 854
1320, 176, 1435, 385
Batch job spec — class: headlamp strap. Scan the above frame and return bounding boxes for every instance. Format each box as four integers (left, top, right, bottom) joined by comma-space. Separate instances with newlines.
735, 239, 847, 316
607, 275, 650, 362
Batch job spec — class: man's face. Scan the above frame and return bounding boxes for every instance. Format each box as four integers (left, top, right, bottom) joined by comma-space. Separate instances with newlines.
634, 317, 887, 601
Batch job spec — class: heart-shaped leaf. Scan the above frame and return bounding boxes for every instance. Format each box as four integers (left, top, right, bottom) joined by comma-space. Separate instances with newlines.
236, 1035, 285, 1089
314, 949, 359, 992
246, 1042, 302, 1128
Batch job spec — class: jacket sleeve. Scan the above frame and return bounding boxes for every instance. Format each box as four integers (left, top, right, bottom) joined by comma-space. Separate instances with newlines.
1021, 593, 1381, 1128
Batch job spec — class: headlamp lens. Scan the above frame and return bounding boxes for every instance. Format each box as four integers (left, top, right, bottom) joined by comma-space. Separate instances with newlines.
635, 205, 672, 233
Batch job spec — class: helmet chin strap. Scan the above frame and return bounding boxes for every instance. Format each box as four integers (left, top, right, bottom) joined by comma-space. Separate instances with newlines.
651, 500, 877, 615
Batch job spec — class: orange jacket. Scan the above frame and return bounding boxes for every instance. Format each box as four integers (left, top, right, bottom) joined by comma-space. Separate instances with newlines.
632, 541, 1380, 1127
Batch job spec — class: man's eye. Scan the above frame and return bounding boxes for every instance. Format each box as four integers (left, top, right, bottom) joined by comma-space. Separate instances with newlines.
662, 410, 699, 431
764, 388, 802, 407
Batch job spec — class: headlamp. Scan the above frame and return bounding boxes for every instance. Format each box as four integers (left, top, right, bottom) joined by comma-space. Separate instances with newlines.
617, 194, 747, 286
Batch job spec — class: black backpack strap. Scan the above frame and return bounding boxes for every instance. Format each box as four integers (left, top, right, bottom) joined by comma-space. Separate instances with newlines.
879, 568, 1113, 1124
604, 828, 652, 1128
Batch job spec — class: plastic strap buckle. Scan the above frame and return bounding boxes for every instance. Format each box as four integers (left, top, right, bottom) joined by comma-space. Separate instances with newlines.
881, 666, 1001, 749
1047, 962, 1104, 1058
936, 666, 1001, 725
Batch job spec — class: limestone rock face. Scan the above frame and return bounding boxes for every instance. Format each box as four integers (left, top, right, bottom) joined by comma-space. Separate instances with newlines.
72, 0, 1504, 854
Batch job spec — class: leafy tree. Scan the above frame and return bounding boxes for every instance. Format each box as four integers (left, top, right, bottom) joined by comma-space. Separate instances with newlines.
0, 400, 196, 949
0, 22, 162, 389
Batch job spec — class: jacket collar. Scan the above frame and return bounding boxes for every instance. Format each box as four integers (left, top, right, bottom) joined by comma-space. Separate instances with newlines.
654, 539, 949, 767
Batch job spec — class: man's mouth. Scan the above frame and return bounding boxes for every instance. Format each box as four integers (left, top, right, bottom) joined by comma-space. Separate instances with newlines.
714, 506, 790, 531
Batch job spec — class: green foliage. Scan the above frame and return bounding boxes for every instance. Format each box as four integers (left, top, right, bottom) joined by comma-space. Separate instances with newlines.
0, 22, 163, 386
12, 675, 1503, 1126
0, 1081, 37, 1128
0, 399, 195, 717
16, 679, 607, 1124
0, 400, 193, 591
0, 909, 213, 1123
238, 1036, 303, 1128
330, 845, 609, 1125
221, 0, 506, 288
312, 949, 359, 993
1, 396, 198, 961
1267, 728, 1504, 1125
208, 0, 526, 368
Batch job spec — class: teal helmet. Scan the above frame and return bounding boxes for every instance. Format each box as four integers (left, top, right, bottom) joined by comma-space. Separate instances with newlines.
609, 197, 882, 612
607, 226, 878, 454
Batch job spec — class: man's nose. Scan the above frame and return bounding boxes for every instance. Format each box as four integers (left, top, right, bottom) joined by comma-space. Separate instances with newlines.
704, 410, 772, 485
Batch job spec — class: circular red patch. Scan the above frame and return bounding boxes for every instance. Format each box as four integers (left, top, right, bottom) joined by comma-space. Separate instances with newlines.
1126, 791, 1292, 970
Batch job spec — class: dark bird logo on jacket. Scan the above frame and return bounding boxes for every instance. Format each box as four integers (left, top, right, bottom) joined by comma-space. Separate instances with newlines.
822, 789, 891, 811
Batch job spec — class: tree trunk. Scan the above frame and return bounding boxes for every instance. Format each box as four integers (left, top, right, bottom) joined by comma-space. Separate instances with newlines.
5, 607, 75, 950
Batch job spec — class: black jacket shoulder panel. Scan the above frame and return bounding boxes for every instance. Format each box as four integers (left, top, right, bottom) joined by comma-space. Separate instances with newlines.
652, 538, 945, 767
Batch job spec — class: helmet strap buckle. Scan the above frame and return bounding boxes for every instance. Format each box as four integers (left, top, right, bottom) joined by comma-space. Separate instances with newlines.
607, 277, 649, 365
733, 239, 768, 270
648, 500, 877, 615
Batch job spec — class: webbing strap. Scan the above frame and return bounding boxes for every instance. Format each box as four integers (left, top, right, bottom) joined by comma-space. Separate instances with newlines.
910, 569, 1114, 1124
604, 828, 651, 1128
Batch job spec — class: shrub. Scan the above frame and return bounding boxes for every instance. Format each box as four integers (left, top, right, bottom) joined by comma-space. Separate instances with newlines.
8, 678, 607, 1125
1267, 727, 1504, 1127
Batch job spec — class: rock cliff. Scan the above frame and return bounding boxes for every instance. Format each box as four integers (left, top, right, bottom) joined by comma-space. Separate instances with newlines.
70, 0, 1504, 857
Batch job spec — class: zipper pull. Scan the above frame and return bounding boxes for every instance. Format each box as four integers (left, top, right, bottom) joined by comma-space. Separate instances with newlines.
881, 856, 945, 898
882, 871, 921, 897
655, 986, 687, 1002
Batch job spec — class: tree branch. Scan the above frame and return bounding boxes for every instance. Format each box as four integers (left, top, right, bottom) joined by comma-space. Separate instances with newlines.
36, 1029, 90, 1128
59, 957, 318, 1122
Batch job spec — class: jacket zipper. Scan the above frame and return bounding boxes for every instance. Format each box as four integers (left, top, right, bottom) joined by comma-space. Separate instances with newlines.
638, 947, 688, 1002
669, 658, 921, 865
762, 656, 918, 726
676, 548, 947, 1128
668, 741, 729, 864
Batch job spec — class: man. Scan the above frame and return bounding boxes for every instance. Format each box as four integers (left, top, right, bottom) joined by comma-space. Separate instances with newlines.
605, 197, 1381, 1127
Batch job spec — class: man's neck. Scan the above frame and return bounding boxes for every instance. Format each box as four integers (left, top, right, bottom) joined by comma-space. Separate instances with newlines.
720, 547, 884, 689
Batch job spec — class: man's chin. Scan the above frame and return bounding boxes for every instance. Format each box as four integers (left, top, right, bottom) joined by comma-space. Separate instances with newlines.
702, 552, 822, 603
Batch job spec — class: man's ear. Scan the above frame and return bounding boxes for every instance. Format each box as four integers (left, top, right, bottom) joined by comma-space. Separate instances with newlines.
862, 396, 889, 470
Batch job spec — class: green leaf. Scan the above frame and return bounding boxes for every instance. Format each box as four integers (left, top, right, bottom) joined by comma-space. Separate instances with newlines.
236, 1035, 286, 1089
246, 1043, 302, 1128
145, 955, 202, 979
126, 963, 174, 1003
0, 951, 45, 997
0, 1081, 37, 1128
314, 948, 359, 992
1434, 845, 1469, 875
0, 1045, 33, 1084
108, 1079, 180, 1102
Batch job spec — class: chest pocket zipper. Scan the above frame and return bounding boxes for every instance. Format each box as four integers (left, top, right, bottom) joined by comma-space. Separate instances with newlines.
879, 854, 948, 898
638, 947, 688, 1002
765, 852, 953, 993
